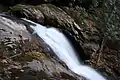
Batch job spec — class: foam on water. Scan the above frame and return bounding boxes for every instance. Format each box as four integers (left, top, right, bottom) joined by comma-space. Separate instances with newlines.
23, 18, 106, 80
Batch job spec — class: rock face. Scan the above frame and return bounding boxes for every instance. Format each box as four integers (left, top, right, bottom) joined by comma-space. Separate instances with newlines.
0, 15, 31, 41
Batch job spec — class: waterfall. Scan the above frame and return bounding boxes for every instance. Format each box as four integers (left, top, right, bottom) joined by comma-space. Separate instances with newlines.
23, 18, 106, 80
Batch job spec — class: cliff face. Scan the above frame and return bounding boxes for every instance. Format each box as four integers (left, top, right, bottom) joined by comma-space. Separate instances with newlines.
0, 0, 120, 80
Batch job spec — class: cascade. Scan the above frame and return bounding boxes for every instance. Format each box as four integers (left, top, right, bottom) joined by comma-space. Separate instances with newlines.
23, 18, 106, 80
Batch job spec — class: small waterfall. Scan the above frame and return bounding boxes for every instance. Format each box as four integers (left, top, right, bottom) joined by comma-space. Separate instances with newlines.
23, 18, 106, 80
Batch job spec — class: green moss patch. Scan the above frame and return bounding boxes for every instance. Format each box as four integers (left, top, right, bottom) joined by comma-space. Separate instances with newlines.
13, 52, 48, 65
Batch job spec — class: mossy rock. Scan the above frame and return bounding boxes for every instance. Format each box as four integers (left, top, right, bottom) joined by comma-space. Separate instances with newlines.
13, 51, 48, 64
10, 4, 26, 11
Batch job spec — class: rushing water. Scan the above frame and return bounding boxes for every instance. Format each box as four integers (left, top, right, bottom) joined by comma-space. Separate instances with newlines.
23, 18, 106, 80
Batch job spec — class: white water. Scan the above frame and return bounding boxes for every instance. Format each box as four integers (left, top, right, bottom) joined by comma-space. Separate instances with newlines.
23, 18, 106, 80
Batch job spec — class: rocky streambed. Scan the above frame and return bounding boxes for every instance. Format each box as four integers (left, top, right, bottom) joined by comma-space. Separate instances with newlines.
0, 0, 120, 80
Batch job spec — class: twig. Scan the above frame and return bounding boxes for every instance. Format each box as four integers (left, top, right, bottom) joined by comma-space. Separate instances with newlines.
97, 39, 104, 66
6, 53, 22, 60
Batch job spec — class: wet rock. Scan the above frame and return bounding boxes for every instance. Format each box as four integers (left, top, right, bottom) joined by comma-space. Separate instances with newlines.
0, 14, 33, 57
0, 15, 31, 41
10, 4, 45, 24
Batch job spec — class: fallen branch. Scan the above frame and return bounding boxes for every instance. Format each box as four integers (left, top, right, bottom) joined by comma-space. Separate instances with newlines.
97, 38, 104, 66
6, 53, 22, 60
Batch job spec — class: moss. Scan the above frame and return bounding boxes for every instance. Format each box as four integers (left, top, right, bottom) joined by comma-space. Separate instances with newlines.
42, 4, 57, 9
13, 52, 48, 65
9, 4, 26, 11
10, 4, 42, 12
26, 52, 47, 60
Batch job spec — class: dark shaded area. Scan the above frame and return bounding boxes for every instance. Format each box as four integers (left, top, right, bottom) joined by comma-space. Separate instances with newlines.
0, 0, 97, 9
0, 0, 44, 6
62, 29, 89, 62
